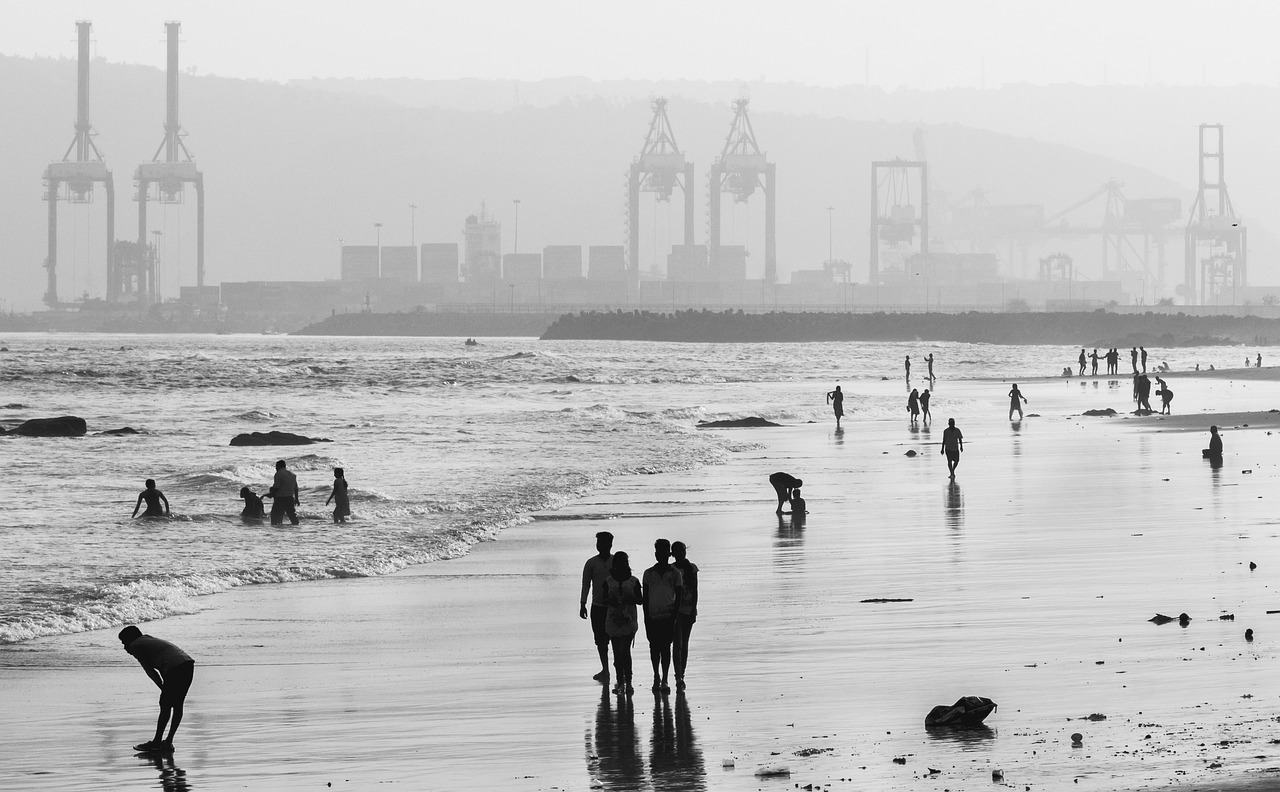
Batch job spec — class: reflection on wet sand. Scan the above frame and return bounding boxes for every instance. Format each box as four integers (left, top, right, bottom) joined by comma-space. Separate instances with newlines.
589, 687, 645, 791
137, 753, 191, 792
833, 426, 844, 445
944, 481, 964, 531
651, 691, 706, 790
925, 725, 997, 749
587, 687, 705, 791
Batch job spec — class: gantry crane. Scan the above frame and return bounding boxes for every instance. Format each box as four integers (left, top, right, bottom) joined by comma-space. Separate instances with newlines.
869, 159, 928, 285
626, 98, 694, 288
707, 99, 776, 282
1185, 124, 1246, 305
133, 21, 205, 299
42, 21, 116, 308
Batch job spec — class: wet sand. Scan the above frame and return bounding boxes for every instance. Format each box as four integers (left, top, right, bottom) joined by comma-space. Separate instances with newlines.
7, 373, 1280, 790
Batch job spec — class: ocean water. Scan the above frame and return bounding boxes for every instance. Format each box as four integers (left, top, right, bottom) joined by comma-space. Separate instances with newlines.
0, 332, 1270, 645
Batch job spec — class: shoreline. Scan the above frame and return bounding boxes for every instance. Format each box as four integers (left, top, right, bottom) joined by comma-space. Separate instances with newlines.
7, 376, 1280, 789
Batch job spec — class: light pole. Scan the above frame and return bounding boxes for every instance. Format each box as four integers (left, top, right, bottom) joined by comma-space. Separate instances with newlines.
512, 199, 521, 254
374, 222, 383, 277
508, 283, 515, 313
151, 229, 163, 301
337, 238, 344, 280
826, 206, 834, 267
409, 204, 417, 247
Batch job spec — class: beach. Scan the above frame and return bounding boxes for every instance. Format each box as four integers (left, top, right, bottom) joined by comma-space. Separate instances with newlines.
7, 361, 1280, 791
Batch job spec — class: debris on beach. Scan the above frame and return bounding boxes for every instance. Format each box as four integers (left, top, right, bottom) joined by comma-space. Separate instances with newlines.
861, 597, 914, 603
696, 417, 782, 428
721, 757, 735, 768
1082, 408, 1117, 417
905, 449, 917, 457
1220, 614, 1236, 620
892, 756, 907, 764
1086, 713, 1107, 721
924, 696, 997, 728
1149, 613, 1191, 626
1071, 732, 1084, 746
754, 765, 790, 777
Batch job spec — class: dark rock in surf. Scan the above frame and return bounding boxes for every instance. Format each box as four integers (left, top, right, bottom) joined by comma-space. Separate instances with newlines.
924, 696, 997, 728
99, 427, 140, 436
1082, 408, 1117, 417
696, 417, 782, 428
905, 449, 918, 457
6, 416, 88, 437
229, 430, 331, 446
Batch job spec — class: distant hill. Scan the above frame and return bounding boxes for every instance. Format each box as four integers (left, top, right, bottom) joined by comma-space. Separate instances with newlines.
0, 57, 1210, 310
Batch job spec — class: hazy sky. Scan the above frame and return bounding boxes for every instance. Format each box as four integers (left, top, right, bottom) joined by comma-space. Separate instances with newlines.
7, 0, 1280, 89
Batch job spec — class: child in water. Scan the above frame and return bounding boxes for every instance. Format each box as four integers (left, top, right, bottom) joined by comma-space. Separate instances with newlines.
131, 479, 170, 519
788, 488, 808, 515
325, 467, 350, 524
239, 486, 265, 522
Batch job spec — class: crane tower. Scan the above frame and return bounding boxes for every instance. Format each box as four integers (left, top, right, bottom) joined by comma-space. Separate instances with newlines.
626, 99, 695, 289
42, 21, 116, 308
1184, 124, 1245, 305
133, 21, 206, 300
707, 99, 776, 283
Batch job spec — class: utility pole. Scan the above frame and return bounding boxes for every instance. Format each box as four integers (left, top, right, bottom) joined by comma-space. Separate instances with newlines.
513, 199, 521, 254
409, 204, 417, 246
374, 222, 383, 278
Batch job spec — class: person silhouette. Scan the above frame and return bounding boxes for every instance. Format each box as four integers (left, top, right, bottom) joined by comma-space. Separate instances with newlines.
907, 388, 921, 424
324, 467, 350, 524
1008, 384, 1027, 420
926, 353, 935, 382
132, 479, 170, 519
769, 472, 803, 514
642, 539, 683, 693
826, 385, 844, 428
1140, 346, 1148, 373
1137, 374, 1153, 413
1078, 348, 1087, 376
670, 541, 698, 691
580, 531, 615, 683
1258, 353, 1263, 368
941, 418, 964, 478
1130, 348, 1139, 374
905, 355, 911, 384
1156, 377, 1174, 414
118, 625, 194, 754
920, 388, 932, 423
605, 551, 642, 696
270, 460, 299, 526
1203, 425, 1224, 466
239, 486, 264, 522
1089, 348, 1100, 375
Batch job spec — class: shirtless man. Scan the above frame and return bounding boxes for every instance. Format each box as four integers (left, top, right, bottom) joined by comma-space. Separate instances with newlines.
941, 418, 965, 479
132, 479, 170, 518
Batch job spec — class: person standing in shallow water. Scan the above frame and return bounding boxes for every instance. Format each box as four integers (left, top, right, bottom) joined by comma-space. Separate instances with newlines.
941, 418, 964, 478
1131, 348, 1139, 374
580, 531, 615, 683
1090, 348, 1100, 376
1203, 425, 1224, 465
1008, 383, 1027, 420
132, 479, 170, 518
907, 388, 921, 424
325, 467, 350, 524
926, 353, 935, 382
905, 355, 911, 385
1078, 348, 1087, 376
1141, 346, 1148, 373
119, 625, 194, 754
604, 551, 641, 696
670, 541, 698, 690
271, 460, 300, 526
826, 385, 844, 428
642, 539, 683, 694
920, 388, 932, 423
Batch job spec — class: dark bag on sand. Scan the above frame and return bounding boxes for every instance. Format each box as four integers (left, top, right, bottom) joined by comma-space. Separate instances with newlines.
924, 695, 997, 728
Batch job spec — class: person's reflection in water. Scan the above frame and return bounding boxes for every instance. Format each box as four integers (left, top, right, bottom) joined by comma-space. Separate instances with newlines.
833, 426, 845, 445
650, 690, 707, 791
139, 753, 192, 792
588, 686, 645, 791
944, 480, 964, 530
774, 514, 805, 569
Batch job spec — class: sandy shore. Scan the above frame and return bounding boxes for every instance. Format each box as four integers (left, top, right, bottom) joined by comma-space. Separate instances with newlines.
7, 373, 1280, 790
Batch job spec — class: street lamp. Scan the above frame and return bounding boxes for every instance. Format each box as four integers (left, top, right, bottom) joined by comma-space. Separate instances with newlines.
512, 199, 521, 254
374, 222, 383, 277
337, 238, 344, 280
409, 204, 417, 247
508, 282, 515, 313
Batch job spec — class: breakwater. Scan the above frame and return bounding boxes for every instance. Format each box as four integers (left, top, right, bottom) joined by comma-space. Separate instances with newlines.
293, 311, 558, 337
539, 309, 1278, 346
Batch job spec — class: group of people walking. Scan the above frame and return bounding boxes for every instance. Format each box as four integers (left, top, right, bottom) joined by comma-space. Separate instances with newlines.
1076, 346, 1161, 377
580, 532, 698, 696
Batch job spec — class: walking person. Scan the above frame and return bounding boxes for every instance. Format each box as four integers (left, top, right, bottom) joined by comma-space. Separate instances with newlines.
1078, 348, 1087, 377
826, 385, 844, 428
270, 460, 300, 526
1008, 383, 1027, 420
604, 551, 642, 696
769, 472, 803, 515
642, 539, 683, 694
324, 467, 350, 524
118, 625, 195, 754
926, 353, 935, 382
132, 479, 170, 519
920, 388, 932, 424
580, 531, 615, 683
907, 388, 921, 425
670, 541, 698, 690
941, 418, 964, 479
